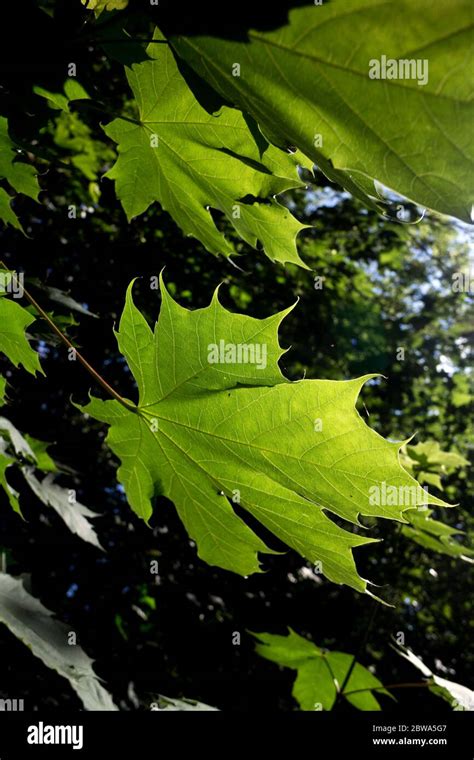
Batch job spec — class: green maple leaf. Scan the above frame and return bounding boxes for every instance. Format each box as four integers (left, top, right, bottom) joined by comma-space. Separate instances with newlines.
80, 278, 447, 594
403, 506, 474, 562
171, 0, 474, 222
103, 29, 310, 267
253, 629, 391, 711
404, 441, 469, 479
399, 441, 472, 560
0, 188, 24, 230
24, 434, 58, 472
0, 291, 43, 376
34, 79, 90, 114
0, 116, 40, 230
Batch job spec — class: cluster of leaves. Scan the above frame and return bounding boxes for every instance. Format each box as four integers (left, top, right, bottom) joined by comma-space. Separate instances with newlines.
253, 628, 391, 711
253, 629, 474, 711
0, 415, 102, 547
2, 259, 469, 598
0, 0, 472, 712
80, 277, 463, 596
401, 442, 473, 560
2, 1, 473, 253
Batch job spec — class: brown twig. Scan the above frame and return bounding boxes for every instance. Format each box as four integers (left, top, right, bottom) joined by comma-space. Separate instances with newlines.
0, 261, 136, 413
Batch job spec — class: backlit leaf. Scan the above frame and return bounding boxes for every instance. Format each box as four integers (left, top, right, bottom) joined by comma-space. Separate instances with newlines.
0, 296, 43, 376
253, 629, 390, 710
80, 279, 448, 594
0, 116, 40, 230
104, 29, 311, 266
171, 0, 474, 222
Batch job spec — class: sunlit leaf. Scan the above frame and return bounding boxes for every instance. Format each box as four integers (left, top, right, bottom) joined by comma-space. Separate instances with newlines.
0, 287, 43, 377
104, 29, 311, 266
80, 279, 447, 594
253, 629, 391, 710
171, 0, 474, 222
0, 116, 40, 230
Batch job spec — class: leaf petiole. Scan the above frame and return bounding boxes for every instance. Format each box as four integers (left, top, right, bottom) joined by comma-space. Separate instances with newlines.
0, 261, 137, 413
